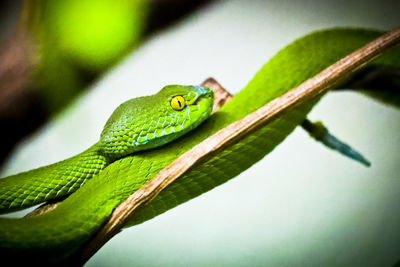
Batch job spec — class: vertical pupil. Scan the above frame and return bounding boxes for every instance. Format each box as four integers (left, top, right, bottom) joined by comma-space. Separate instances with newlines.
178, 100, 182, 107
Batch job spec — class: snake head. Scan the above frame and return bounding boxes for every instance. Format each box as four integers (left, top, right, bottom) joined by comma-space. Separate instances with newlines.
100, 85, 214, 159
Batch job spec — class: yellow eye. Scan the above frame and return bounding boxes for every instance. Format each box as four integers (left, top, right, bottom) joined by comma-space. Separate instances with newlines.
170, 96, 186, 111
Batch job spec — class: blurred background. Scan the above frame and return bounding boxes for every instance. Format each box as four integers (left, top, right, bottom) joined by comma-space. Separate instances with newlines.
0, 0, 399, 266
0, 0, 212, 166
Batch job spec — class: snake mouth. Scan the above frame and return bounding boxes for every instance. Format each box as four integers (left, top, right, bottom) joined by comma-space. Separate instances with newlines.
193, 91, 213, 105
190, 86, 214, 106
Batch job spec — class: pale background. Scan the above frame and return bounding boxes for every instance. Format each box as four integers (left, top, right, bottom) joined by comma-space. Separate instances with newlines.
2, 0, 400, 266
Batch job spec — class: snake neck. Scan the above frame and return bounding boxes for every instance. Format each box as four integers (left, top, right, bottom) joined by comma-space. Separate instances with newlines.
0, 143, 110, 214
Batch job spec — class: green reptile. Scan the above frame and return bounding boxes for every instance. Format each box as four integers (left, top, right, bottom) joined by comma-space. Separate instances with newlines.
0, 28, 399, 264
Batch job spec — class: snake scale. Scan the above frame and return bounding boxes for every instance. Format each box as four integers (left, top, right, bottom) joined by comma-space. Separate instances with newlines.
0, 28, 399, 264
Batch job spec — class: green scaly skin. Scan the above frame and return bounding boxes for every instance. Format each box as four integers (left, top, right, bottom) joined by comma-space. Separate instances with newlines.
0, 145, 108, 213
0, 28, 399, 264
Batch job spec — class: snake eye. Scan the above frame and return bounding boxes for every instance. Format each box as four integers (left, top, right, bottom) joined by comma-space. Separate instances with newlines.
170, 96, 186, 111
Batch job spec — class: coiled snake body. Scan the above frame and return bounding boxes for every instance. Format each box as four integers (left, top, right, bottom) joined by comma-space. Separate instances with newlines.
0, 28, 399, 264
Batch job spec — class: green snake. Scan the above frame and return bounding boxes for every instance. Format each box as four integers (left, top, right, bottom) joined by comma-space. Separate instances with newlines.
0, 28, 399, 264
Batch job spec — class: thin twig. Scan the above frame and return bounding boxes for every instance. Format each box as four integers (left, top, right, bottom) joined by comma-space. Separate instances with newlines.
75, 27, 400, 265
202, 77, 233, 112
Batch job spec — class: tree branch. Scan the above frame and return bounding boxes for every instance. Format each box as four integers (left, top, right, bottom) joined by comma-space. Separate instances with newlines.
74, 27, 400, 265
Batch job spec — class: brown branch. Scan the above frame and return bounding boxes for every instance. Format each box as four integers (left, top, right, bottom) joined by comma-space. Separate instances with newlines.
74, 27, 400, 265
25, 197, 64, 217
202, 77, 233, 112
